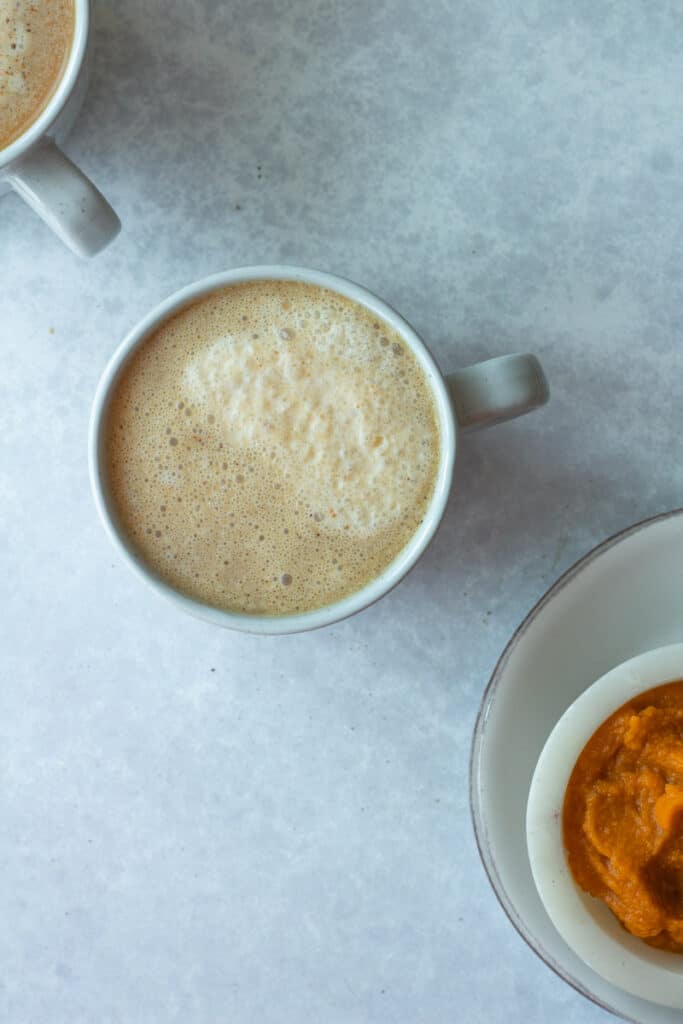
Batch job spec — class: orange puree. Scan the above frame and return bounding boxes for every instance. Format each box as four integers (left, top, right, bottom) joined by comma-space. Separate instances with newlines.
563, 680, 683, 952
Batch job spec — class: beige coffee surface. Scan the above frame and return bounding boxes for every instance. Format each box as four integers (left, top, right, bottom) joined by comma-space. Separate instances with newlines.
0, 0, 74, 149
105, 281, 441, 616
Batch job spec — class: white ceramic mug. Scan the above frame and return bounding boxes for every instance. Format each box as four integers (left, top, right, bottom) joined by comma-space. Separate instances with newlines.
1, 0, 120, 257
89, 266, 550, 634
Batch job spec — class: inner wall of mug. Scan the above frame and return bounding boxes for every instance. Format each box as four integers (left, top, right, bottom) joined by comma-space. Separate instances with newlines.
0, 0, 88, 167
90, 267, 456, 634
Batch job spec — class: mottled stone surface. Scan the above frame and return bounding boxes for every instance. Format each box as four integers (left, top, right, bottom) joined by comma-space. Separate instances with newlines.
3, 0, 683, 1020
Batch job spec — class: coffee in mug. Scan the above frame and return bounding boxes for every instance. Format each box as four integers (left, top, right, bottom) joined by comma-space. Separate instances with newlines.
0, 0, 74, 150
103, 280, 441, 616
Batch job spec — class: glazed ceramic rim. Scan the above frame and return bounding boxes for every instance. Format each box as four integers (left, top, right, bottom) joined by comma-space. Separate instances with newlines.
527, 642, 683, 1009
88, 265, 456, 635
0, 0, 89, 167
469, 508, 683, 1022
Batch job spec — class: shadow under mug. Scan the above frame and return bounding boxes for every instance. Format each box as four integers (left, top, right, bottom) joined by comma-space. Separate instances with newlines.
0, 0, 120, 257
89, 265, 550, 635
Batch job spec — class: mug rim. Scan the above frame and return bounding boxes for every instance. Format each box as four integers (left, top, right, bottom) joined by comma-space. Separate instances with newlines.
0, 0, 89, 168
88, 265, 457, 635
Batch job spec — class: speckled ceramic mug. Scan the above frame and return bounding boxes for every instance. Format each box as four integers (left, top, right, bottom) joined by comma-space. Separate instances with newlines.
89, 266, 550, 635
0, 0, 120, 257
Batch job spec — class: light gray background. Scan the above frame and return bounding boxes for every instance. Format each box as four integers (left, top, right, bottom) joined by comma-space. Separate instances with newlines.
2, 0, 681, 1021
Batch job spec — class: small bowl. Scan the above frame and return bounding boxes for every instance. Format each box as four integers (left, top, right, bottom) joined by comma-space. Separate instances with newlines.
526, 642, 683, 1009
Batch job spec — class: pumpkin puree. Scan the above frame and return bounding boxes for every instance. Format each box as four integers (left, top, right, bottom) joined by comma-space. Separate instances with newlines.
563, 681, 683, 952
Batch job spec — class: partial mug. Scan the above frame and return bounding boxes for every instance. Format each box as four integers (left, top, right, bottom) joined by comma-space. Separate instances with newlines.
0, 0, 119, 256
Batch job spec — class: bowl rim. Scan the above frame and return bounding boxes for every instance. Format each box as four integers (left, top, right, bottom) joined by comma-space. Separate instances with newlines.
469, 507, 683, 1023
526, 641, 683, 1008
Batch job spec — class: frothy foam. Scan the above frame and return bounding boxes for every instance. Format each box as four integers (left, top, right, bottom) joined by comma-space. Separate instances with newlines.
0, 0, 74, 149
105, 280, 441, 616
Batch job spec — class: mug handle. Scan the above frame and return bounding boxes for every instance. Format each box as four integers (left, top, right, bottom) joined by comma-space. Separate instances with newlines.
6, 137, 120, 258
447, 353, 549, 431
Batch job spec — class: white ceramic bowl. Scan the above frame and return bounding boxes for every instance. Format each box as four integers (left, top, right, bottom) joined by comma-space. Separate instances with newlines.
526, 643, 683, 1009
